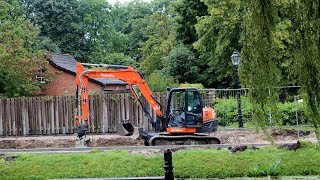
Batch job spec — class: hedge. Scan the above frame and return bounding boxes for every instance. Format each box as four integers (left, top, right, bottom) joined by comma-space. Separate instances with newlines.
213, 97, 308, 126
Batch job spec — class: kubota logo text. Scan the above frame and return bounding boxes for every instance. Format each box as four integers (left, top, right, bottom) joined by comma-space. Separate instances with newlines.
170, 128, 183, 132
100, 74, 115, 78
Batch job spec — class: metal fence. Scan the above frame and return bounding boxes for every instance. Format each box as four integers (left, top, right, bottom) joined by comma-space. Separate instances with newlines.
201, 86, 302, 128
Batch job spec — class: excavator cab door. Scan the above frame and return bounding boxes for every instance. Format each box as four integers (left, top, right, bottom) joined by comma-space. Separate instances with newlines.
166, 88, 203, 128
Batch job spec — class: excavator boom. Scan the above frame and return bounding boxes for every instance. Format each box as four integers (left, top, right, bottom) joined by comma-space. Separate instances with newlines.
75, 62, 162, 138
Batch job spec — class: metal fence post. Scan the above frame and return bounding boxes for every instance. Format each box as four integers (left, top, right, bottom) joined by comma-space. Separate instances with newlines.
268, 88, 272, 129
164, 149, 174, 180
294, 95, 300, 139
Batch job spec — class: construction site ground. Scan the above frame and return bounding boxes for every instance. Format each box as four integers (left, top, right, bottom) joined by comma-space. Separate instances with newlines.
0, 129, 317, 149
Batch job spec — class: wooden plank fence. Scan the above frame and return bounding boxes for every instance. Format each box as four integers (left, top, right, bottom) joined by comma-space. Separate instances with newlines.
0, 92, 166, 136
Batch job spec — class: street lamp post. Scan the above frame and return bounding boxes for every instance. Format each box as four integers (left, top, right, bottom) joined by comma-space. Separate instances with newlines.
231, 50, 243, 128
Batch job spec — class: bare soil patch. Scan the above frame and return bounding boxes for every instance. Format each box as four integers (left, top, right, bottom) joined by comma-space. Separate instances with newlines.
0, 129, 317, 149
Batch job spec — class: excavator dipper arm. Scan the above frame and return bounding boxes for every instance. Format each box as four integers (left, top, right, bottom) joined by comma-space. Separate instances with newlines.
75, 63, 163, 138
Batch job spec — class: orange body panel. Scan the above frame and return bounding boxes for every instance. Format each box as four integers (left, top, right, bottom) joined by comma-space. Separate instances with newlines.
202, 107, 216, 122
166, 127, 197, 134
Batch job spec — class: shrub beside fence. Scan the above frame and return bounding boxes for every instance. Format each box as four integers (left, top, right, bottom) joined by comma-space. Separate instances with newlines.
210, 86, 306, 127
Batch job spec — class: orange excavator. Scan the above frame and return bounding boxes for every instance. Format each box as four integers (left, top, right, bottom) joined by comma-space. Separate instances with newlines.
75, 63, 220, 146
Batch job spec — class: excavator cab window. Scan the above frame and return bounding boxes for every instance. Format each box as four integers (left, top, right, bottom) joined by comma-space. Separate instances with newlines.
185, 91, 202, 125
186, 91, 202, 113
168, 91, 185, 127
167, 89, 203, 127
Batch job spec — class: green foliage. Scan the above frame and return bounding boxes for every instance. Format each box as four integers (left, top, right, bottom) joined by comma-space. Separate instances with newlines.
89, 148, 103, 154
299, 140, 318, 149
194, 0, 242, 88
277, 101, 307, 125
180, 83, 204, 89
164, 44, 199, 83
22, 0, 125, 62
290, 1, 320, 141
173, 0, 208, 46
167, 0, 209, 86
139, 11, 177, 76
80, 0, 125, 57
0, 0, 47, 97
90, 53, 135, 67
242, 0, 281, 132
249, 159, 281, 177
214, 97, 308, 126
214, 97, 252, 126
146, 71, 178, 92
111, 0, 153, 59
23, 0, 86, 60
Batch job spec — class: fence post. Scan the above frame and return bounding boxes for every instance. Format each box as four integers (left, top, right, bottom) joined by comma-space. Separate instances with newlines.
164, 149, 174, 180
294, 95, 300, 139
0, 100, 2, 136
268, 88, 272, 128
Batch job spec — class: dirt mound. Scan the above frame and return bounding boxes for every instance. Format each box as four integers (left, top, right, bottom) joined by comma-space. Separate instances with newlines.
0, 137, 76, 149
0, 135, 143, 149
88, 137, 143, 147
271, 129, 311, 138
212, 129, 315, 144
0, 129, 316, 149
0, 140, 16, 149
211, 130, 268, 144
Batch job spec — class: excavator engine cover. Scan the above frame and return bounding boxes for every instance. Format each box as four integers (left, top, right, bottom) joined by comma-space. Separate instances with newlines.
118, 122, 134, 136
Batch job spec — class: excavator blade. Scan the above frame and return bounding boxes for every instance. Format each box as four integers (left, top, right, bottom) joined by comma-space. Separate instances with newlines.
118, 122, 135, 136
75, 136, 90, 148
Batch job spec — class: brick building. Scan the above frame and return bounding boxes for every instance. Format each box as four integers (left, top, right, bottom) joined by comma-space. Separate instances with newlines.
41, 53, 127, 96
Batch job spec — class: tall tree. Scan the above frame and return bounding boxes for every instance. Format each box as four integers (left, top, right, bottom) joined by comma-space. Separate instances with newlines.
139, 11, 176, 76
170, 0, 208, 85
194, 0, 243, 88
173, 0, 208, 47
242, 0, 280, 131
22, 0, 124, 62
80, 0, 129, 62
110, 0, 153, 60
164, 44, 200, 83
23, 0, 87, 60
291, 0, 320, 140
0, 0, 47, 97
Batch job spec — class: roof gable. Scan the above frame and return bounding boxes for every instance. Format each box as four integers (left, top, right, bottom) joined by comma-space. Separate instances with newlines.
46, 53, 126, 85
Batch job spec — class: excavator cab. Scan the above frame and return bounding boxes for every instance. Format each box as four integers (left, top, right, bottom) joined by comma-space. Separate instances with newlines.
166, 88, 203, 128
145, 88, 220, 145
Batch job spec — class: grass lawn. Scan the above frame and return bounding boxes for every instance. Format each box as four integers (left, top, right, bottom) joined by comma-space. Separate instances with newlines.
0, 142, 320, 179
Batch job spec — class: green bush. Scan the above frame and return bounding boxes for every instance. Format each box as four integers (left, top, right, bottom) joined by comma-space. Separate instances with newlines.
180, 83, 204, 89
146, 71, 179, 92
213, 97, 308, 126
213, 97, 252, 126
277, 101, 308, 125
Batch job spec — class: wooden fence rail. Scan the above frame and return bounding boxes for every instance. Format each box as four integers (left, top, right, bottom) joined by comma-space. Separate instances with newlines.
0, 93, 167, 136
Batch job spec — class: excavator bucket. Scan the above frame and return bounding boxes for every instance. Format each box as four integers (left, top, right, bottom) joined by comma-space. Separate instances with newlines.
118, 122, 134, 136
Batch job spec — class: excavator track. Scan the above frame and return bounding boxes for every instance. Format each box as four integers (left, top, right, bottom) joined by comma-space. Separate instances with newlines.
148, 134, 220, 146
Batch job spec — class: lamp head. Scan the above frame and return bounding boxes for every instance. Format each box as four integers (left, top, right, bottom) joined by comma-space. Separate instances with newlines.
231, 50, 241, 66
